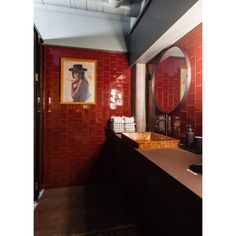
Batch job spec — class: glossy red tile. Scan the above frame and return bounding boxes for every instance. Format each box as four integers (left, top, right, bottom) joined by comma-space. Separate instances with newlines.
168, 24, 202, 135
42, 45, 131, 188
195, 98, 202, 111
196, 111, 202, 125
196, 85, 202, 99
196, 59, 202, 74
186, 92, 195, 106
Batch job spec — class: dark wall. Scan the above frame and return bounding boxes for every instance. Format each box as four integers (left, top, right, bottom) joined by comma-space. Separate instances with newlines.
129, 0, 199, 65
42, 45, 132, 188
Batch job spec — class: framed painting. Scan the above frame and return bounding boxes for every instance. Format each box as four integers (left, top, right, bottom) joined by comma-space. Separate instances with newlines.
61, 57, 96, 104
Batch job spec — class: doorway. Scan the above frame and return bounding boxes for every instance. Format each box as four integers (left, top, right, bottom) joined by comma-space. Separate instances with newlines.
34, 26, 44, 201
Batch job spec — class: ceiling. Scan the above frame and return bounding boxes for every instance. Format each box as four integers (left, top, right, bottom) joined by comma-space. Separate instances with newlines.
34, 0, 146, 17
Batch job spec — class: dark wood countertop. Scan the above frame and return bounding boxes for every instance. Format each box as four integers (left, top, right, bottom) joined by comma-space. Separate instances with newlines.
115, 134, 202, 198
138, 148, 202, 198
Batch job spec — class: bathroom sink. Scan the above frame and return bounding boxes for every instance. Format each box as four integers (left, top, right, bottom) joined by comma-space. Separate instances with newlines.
121, 132, 180, 149
189, 164, 202, 174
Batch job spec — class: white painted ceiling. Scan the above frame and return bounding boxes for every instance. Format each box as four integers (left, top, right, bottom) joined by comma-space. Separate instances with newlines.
34, 0, 145, 17
34, 0, 202, 61
34, 0, 148, 51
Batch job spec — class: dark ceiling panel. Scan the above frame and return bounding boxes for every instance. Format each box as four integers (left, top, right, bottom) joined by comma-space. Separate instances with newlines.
129, 0, 199, 65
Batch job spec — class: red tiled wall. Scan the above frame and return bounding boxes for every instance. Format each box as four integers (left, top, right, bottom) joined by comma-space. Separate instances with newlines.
148, 23, 202, 139
174, 23, 202, 138
43, 45, 131, 188
156, 57, 186, 112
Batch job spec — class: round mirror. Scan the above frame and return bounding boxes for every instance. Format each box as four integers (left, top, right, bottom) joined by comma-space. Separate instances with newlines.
153, 46, 191, 114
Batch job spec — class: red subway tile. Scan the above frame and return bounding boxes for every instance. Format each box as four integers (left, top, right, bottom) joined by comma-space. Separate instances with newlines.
43, 45, 131, 188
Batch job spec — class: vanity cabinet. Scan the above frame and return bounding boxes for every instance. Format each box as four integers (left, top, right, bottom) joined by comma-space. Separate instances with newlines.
106, 130, 202, 236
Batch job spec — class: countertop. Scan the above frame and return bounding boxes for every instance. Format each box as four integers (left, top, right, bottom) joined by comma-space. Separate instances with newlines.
138, 148, 202, 198
116, 134, 202, 198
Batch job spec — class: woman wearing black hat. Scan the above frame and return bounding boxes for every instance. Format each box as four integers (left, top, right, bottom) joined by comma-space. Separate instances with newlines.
69, 64, 91, 102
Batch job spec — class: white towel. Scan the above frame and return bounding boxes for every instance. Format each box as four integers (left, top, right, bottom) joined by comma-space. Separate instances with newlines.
124, 123, 136, 127
124, 121, 136, 132
112, 125, 124, 129
113, 128, 125, 133
123, 116, 135, 123
110, 116, 125, 123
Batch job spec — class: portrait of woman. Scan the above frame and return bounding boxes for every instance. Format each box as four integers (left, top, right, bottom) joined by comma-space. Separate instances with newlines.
61, 58, 96, 104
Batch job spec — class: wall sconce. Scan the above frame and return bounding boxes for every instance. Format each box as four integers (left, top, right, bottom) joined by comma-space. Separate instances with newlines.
116, 91, 123, 106
48, 97, 52, 113
109, 89, 123, 109
110, 72, 126, 110
110, 89, 117, 110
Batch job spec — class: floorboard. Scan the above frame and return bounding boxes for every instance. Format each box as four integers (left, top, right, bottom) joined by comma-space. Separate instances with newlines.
34, 182, 141, 236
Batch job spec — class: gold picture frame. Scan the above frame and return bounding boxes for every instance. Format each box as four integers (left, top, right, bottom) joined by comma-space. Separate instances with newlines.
60, 57, 96, 104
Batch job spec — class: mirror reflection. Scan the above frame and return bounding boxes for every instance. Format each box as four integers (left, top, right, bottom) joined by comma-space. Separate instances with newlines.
154, 46, 191, 113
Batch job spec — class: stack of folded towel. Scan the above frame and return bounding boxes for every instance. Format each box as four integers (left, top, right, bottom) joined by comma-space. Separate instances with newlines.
123, 116, 136, 132
110, 116, 125, 133
110, 116, 136, 133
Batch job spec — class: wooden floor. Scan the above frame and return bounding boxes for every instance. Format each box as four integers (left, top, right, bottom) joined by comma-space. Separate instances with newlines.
34, 182, 140, 236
